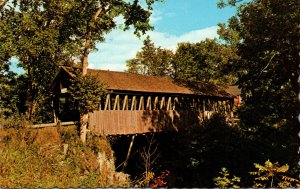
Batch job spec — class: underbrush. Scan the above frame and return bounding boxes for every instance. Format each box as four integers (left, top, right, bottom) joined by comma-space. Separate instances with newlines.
0, 114, 30, 129
0, 126, 130, 188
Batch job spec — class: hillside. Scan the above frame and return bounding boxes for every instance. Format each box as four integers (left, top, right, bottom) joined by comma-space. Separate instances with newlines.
0, 126, 129, 188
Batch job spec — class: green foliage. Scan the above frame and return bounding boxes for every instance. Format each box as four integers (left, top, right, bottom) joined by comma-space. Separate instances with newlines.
0, 127, 130, 188
218, 0, 299, 175
0, 0, 159, 121
217, 0, 242, 8
214, 167, 241, 188
173, 39, 238, 85
0, 70, 17, 117
68, 75, 106, 115
249, 160, 300, 188
140, 113, 250, 187
0, 114, 30, 129
127, 37, 238, 85
219, 0, 299, 129
126, 36, 173, 76
214, 161, 300, 188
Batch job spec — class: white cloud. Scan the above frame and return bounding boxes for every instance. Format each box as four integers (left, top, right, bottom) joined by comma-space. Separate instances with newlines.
150, 10, 162, 25
88, 26, 219, 71
146, 26, 219, 50
177, 26, 219, 44
88, 29, 143, 71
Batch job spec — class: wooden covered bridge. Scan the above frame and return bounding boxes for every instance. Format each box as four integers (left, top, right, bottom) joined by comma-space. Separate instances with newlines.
50, 67, 238, 136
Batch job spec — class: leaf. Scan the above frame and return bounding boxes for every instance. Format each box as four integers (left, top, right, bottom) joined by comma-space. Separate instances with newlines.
264, 160, 273, 168
255, 176, 269, 181
276, 164, 289, 173
249, 171, 259, 175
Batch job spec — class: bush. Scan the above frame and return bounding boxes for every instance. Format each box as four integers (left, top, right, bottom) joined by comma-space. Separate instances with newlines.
0, 114, 30, 129
0, 127, 130, 188
214, 161, 300, 188
214, 167, 240, 188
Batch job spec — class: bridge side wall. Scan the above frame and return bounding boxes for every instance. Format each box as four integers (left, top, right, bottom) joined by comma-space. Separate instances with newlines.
88, 93, 233, 135
89, 110, 204, 135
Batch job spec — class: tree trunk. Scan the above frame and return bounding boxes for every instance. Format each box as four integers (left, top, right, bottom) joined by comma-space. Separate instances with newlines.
26, 66, 37, 121
82, 31, 91, 76
80, 113, 89, 143
80, 6, 103, 143
81, 6, 103, 76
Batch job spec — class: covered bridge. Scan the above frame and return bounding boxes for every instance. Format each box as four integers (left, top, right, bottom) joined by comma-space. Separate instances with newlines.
50, 66, 237, 136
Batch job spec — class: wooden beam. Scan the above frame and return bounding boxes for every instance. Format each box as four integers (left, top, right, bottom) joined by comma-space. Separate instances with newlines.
122, 95, 128, 110
122, 135, 135, 170
113, 95, 120, 110
146, 96, 151, 110
104, 94, 111, 110
154, 96, 159, 110
166, 97, 172, 110
209, 99, 212, 111
197, 98, 201, 111
173, 97, 179, 110
31, 121, 76, 128
230, 99, 234, 118
50, 94, 57, 123
98, 97, 102, 110
131, 96, 136, 110
139, 96, 144, 110
212, 100, 216, 112
160, 97, 165, 110
202, 99, 206, 119
118, 95, 120, 110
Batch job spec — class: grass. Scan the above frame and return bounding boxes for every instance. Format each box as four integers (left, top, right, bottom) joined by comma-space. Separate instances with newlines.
0, 125, 130, 188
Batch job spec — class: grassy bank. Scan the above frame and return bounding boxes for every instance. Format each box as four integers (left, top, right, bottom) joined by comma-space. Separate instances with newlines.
0, 126, 130, 188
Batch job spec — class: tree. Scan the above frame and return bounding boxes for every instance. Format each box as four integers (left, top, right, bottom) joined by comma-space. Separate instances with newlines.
172, 39, 238, 85
1, 1, 77, 120
0, 0, 160, 122
68, 74, 106, 143
218, 0, 299, 171
0, 2, 17, 117
0, 62, 16, 117
127, 37, 238, 84
214, 167, 241, 188
250, 160, 300, 188
126, 36, 173, 76
213, 160, 300, 188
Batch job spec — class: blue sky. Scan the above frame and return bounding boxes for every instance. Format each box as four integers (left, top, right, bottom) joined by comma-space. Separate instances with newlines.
88, 0, 236, 71
151, 0, 235, 36
10, 0, 236, 73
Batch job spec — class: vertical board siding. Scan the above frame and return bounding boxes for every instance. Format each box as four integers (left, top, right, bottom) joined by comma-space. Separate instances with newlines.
89, 110, 203, 135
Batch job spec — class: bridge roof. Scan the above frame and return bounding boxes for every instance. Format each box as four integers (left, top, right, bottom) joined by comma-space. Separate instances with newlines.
57, 66, 237, 98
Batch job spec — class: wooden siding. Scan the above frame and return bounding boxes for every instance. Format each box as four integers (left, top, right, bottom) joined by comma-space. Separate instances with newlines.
89, 110, 204, 135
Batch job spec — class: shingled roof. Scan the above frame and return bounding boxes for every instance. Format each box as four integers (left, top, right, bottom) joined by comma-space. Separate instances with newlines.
57, 67, 236, 98
225, 85, 241, 97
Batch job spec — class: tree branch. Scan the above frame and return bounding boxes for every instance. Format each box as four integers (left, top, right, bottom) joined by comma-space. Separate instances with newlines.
81, 6, 103, 76
0, 0, 9, 11
258, 51, 278, 78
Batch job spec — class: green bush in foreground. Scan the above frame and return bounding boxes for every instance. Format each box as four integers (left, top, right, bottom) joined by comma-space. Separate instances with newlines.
214, 160, 300, 188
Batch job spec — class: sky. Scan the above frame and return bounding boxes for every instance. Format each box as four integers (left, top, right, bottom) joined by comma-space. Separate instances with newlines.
88, 0, 236, 71
10, 0, 237, 73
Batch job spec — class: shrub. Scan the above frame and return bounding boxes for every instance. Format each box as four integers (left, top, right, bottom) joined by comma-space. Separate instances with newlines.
0, 127, 130, 188
214, 160, 300, 188
0, 114, 30, 129
214, 167, 240, 188
250, 160, 300, 188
